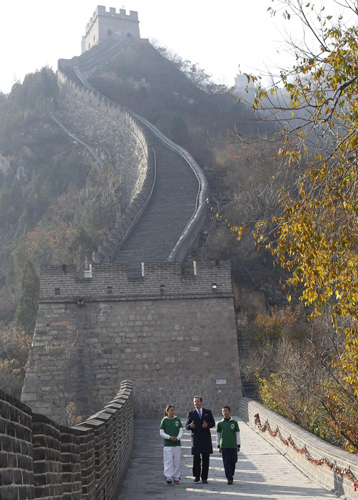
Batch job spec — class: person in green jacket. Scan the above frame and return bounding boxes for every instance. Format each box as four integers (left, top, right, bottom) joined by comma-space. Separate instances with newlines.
217, 405, 241, 484
159, 404, 183, 484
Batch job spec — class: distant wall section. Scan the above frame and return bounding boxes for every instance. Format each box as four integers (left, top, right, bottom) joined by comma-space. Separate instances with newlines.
56, 77, 148, 212
22, 262, 242, 421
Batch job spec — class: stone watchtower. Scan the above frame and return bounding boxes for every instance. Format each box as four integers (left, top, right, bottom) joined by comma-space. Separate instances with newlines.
82, 6, 140, 53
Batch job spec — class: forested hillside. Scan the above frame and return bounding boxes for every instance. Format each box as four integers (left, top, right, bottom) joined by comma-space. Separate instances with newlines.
0, 67, 121, 312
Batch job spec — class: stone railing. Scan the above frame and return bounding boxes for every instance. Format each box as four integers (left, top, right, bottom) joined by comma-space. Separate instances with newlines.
239, 397, 358, 499
0, 380, 133, 500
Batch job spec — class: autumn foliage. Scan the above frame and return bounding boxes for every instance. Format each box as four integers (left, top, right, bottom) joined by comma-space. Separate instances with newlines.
0, 327, 31, 398
241, 307, 358, 452
254, 1, 358, 398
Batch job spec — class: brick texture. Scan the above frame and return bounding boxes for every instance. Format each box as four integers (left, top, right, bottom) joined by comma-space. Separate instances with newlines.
0, 381, 133, 500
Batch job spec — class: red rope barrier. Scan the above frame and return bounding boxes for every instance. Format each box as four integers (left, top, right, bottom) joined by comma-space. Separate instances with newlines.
254, 413, 358, 492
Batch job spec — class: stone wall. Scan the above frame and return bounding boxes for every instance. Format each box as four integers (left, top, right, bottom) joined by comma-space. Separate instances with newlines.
239, 398, 358, 499
0, 391, 34, 499
1, 381, 133, 500
22, 261, 241, 421
56, 72, 157, 263
57, 78, 148, 212
38, 261, 233, 300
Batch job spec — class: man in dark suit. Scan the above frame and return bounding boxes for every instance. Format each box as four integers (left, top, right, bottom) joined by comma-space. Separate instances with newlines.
185, 395, 215, 483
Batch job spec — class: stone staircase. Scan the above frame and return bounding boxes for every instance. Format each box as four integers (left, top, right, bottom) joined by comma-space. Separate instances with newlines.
112, 132, 199, 271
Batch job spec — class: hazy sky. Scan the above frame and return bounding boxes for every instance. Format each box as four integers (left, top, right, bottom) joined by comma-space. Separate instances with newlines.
0, 0, 333, 94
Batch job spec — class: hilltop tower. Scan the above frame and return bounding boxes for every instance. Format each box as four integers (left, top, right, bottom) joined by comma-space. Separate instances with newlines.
82, 6, 140, 53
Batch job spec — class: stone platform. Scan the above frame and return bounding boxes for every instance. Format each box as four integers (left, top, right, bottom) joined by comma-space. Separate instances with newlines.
117, 417, 339, 499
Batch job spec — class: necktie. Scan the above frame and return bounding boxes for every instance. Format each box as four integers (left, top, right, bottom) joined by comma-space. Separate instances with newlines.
198, 409, 202, 418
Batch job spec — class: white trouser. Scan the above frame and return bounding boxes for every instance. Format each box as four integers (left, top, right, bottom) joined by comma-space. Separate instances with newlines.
163, 446, 181, 480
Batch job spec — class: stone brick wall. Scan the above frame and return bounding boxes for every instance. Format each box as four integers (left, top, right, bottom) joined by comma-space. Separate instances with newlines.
0, 391, 34, 499
22, 261, 241, 421
56, 72, 159, 263
239, 398, 358, 499
1, 381, 133, 500
56, 79, 148, 213
38, 261, 233, 300
32, 413, 67, 499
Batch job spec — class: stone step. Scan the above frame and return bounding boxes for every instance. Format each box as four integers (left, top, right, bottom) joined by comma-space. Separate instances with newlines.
112, 128, 199, 266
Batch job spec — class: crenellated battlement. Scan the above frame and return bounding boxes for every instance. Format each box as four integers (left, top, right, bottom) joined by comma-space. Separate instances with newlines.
83, 5, 140, 52
39, 261, 233, 302
86, 6, 139, 32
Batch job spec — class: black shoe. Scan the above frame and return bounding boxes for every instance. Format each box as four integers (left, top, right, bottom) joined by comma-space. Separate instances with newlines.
227, 479, 233, 485
193, 478, 200, 483
202, 480, 208, 484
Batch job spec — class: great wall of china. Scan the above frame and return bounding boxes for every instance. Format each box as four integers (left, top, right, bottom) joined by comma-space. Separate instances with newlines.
1, 9, 358, 500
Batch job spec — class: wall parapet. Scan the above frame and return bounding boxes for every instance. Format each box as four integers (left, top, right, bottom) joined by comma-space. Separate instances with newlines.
85, 7, 139, 36
239, 398, 358, 499
0, 381, 133, 500
39, 261, 233, 302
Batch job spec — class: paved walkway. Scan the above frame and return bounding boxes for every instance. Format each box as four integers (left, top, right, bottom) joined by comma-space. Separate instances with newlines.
117, 417, 339, 499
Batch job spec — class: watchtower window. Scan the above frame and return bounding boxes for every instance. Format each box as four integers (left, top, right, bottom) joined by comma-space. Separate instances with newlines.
107, 29, 112, 36
127, 32, 132, 38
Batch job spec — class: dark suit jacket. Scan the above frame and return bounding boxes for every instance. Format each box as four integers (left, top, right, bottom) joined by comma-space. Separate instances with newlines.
185, 408, 215, 455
